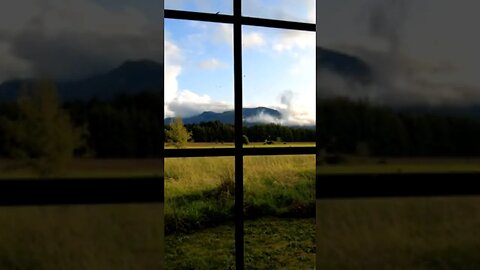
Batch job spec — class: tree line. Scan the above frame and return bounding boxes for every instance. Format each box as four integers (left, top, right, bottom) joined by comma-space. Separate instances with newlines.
185, 121, 315, 143
317, 98, 480, 157
3, 85, 480, 169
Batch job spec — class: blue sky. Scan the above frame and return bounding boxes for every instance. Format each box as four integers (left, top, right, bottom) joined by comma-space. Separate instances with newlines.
164, 0, 316, 125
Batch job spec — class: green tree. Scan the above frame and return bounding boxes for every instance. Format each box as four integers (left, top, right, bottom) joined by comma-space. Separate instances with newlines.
165, 117, 192, 148
242, 134, 250, 145
3, 81, 84, 176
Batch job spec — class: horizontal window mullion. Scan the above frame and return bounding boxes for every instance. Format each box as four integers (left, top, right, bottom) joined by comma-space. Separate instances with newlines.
243, 146, 315, 156
164, 147, 315, 157
0, 177, 163, 206
165, 9, 315, 32
165, 9, 235, 24
317, 172, 480, 199
165, 148, 235, 157
240, 16, 315, 31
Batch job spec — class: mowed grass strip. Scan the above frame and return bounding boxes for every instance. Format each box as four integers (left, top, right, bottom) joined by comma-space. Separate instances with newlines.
164, 142, 316, 149
165, 217, 315, 270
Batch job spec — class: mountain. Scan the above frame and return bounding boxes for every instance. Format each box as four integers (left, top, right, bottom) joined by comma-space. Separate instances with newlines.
0, 47, 371, 101
165, 107, 282, 125
0, 59, 163, 101
317, 46, 373, 85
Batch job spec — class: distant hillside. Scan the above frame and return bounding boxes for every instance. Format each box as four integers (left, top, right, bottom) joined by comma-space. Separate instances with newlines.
0, 47, 371, 102
165, 107, 282, 125
0, 59, 163, 101
317, 47, 373, 85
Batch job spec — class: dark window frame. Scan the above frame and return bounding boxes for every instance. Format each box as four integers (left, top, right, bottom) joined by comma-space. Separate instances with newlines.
165, 1, 315, 269
1, 2, 479, 270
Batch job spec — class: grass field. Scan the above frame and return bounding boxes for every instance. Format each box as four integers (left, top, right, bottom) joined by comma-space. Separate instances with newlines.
165, 155, 315, 269
0, 204, 164, 270
317, 197, 480, 270
1, 155, 480, 269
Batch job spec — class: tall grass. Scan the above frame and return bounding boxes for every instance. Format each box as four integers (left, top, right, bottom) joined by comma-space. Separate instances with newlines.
317, 197, 480, 269
0, 204, 163, 270
164, 155, 315, 233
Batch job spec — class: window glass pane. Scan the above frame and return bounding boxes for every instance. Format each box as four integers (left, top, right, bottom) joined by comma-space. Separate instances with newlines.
0, 204, 163, 269
165, 157, 235, 268
242, 26, 315, 147
165, 0, 233, 15
244, 155, 315, 268
0, 0, 163, 176
317, 197, 480, 268
317, 0, 480, 166
165, 19, 234, 148
242, 0, 315, 23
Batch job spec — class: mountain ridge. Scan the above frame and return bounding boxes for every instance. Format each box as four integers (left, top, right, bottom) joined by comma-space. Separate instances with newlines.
164, 107, 284, 125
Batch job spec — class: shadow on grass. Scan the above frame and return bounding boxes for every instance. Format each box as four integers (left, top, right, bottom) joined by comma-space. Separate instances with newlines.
165, 176, 314, 235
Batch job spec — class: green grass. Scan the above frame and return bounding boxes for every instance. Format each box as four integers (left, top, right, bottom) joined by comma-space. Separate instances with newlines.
317, 197, 480, 270
3, 156, 480, 269
165, 156, 315, 234
165, 218, 315, 270
165, 155, 315, 269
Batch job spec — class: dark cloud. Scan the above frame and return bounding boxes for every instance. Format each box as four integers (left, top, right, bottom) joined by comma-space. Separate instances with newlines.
317, 0, 480, 106
0, 0, 163, 82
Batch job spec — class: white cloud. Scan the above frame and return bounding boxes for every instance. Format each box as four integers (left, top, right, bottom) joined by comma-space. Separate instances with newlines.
214, 24, 233, 47
198, 58, 225, 70
273, 31, 315, 52
243, 90, 315, 126
243, 32, 266, 48
165, 37, 232, 117
165, 38, 182, 116
168, 90, 232, 118
307, 2, 315, 22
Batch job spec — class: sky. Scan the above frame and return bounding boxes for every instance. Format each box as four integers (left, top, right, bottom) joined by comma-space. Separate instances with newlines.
3, 1, 480, 125
165, 0, 316, 125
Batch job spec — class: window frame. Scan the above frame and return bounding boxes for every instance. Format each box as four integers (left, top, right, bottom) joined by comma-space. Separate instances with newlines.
1, 2, 480, 270
165, 1, 315, 269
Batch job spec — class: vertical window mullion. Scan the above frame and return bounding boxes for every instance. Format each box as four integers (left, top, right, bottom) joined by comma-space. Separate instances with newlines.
233, 0, 244, 269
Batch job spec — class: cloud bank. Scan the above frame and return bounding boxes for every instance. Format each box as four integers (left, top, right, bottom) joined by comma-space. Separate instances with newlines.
317, 0, 480, 107
0, 0, 163, 82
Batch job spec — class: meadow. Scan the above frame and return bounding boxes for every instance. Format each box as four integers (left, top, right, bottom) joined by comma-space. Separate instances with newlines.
164, 155, 316, 269
1, 154, 480, 269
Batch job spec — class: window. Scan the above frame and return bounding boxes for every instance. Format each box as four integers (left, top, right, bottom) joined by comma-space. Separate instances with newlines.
165, 1, 315, 268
